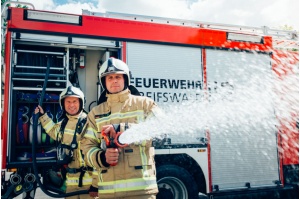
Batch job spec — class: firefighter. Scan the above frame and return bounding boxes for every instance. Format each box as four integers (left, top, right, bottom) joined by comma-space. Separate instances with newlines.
34, 86, 94, 199
81, 57, 159, 199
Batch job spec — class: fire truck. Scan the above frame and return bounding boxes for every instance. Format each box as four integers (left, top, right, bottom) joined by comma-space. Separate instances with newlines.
1, 2, 299, 199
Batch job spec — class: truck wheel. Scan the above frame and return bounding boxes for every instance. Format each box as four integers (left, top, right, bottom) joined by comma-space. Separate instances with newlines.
156, 165, 198, 199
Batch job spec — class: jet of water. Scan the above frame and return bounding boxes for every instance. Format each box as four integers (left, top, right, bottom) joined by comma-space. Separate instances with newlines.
119, 52, 299, 146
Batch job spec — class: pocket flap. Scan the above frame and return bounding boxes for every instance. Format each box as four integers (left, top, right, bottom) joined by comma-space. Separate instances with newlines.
128, 155, 153, 167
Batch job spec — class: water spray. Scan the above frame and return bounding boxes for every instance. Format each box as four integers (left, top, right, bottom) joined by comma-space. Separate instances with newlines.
118, 57, 299, 147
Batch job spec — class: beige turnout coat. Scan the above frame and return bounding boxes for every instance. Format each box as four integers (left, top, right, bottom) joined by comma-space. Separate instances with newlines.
81, 89, 159, 198
39, 111, 92, 191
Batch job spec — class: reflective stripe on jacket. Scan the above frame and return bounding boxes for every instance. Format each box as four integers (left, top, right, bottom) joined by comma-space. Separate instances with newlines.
66, 172, 93, 186
81, 89, 159, 198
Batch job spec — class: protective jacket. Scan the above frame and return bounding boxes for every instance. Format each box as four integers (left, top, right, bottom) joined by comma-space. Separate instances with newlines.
39, 111, 93, 191
81, 89, 159, 198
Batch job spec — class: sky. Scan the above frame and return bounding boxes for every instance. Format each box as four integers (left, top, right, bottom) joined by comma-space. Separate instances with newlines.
14, 0, 299, 31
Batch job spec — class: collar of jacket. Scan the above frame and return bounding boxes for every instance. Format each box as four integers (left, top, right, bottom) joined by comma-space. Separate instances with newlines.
106, 89, 130, 103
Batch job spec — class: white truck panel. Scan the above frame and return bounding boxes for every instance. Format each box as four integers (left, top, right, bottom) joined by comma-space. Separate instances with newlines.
126, 42, 206, 145
127, 42, 203, 105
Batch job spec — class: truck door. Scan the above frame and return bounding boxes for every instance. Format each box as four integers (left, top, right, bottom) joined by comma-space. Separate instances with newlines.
205, 49, 280, 190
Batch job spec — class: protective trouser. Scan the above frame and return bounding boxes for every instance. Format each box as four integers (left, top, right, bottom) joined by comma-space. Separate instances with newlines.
65, 168, 93, 199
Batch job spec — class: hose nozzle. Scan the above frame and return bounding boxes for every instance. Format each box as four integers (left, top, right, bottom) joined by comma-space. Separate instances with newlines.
114, 132, 128, 148
101, 130, 128, 148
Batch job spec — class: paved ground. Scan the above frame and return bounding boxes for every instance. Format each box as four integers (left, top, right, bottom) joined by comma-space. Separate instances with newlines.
15, 188, 205, 199
14, 188, 64, 199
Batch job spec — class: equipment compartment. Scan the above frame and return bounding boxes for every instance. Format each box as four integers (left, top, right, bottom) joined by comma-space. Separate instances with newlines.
7, 44, 67, 168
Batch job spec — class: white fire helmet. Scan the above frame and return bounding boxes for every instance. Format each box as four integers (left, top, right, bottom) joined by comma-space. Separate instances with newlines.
99, 57, 130, 90
59, 86, 85, 111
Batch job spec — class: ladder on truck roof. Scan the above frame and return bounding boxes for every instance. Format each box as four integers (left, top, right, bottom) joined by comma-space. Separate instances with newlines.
82, 9, 299, 51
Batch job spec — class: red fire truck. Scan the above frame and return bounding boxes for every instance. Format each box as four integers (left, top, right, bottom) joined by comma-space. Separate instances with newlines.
1, 3, 298, 199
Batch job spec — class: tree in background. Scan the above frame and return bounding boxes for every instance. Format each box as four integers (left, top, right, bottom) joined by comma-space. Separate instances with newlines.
280, 24, 295, 31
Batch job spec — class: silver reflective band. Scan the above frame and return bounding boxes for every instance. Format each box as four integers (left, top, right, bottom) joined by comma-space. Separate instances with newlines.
67, 179, 92, 184
98, 179, 157, 190
227, 33, 262, 43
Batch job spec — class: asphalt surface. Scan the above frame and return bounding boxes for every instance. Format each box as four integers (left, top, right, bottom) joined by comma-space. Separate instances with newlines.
14, 188, 206, 199
14, 188, 64, 199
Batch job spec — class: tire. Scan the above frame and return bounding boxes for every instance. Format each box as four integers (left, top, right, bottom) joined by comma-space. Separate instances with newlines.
156, 164, 198, 199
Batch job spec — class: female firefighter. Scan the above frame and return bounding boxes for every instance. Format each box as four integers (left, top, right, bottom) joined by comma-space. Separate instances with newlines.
34, 86, 94, 199
81, 57, 160, 199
